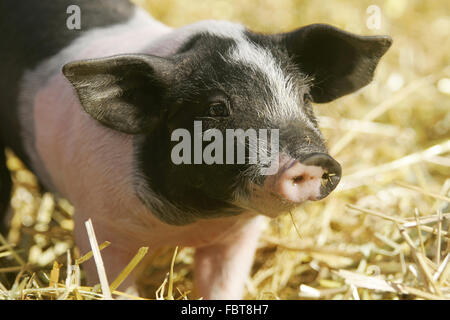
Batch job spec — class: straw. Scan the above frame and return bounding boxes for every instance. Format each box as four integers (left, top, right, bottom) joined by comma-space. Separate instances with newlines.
110, 247, 148, 292
75, 241, 111, 265
84, 219, 112, 300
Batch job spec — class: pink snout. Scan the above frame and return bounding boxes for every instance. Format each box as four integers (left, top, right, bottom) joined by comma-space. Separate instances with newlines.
266, 153, 341, 203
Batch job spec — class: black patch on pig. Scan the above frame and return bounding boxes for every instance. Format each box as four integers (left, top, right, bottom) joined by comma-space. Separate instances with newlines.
131, 33, 323, 225
269, 24, 392, 103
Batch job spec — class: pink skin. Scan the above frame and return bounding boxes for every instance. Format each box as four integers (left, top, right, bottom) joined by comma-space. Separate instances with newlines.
264, 156, 324, 203
29, 9, 323, 299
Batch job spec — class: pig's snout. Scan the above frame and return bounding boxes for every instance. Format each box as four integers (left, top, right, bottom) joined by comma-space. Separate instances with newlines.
268, 153, 341, 203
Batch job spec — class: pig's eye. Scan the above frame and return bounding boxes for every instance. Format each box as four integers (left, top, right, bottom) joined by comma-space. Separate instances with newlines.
206, 102, 229, 117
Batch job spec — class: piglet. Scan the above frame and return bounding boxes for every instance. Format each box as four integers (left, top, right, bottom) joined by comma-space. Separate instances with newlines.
0, 0, 391, 299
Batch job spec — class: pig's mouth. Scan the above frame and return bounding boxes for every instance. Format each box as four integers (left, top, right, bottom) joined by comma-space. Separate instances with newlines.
236, 185, 301, 218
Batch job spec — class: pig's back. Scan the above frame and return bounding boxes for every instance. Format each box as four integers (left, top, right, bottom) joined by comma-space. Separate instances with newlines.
0, 0, 170, 191
0, 0, 146, 169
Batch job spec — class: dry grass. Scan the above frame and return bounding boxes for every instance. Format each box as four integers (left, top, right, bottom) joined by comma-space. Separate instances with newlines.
1, 0, 449, 300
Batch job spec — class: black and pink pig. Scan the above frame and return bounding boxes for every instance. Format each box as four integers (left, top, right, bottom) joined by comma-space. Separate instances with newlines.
0, 0, 391, 299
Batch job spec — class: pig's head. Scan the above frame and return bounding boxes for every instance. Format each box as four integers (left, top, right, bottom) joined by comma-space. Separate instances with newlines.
63, 23, 391, 225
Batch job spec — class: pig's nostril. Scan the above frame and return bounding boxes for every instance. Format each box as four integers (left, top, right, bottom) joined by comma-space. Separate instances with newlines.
292, 175, 304, 185
301, 153, 342, 198
321, 171, 337, 188
321, 171, 336, 181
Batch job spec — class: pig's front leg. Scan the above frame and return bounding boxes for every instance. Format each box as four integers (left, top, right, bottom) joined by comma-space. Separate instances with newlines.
194, 216, 264, 300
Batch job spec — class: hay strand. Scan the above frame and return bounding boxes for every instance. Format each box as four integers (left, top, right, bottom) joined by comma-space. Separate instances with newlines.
109, 247, 148, 293
84, 219, 112, 300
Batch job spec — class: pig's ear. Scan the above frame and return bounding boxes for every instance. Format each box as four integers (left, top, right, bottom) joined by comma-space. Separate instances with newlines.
62, 54, 174, 134
277, 24, 392, 103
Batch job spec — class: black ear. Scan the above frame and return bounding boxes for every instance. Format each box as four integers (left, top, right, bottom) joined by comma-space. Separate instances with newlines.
277, 24, 392, 103
62, 54, 174, 134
